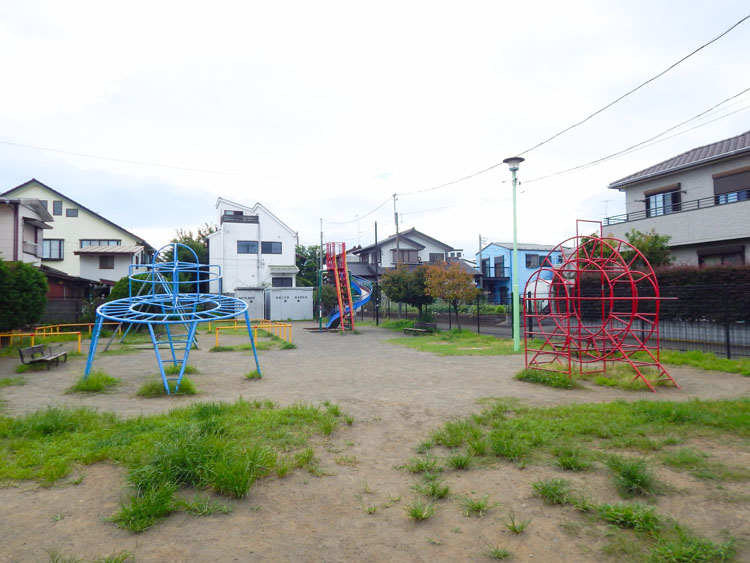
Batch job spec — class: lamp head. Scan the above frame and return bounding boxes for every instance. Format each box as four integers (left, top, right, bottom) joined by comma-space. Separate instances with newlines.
503, 156, 525, 172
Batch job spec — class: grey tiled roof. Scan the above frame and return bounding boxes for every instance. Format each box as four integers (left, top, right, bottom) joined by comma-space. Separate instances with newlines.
608, 130, 750, 189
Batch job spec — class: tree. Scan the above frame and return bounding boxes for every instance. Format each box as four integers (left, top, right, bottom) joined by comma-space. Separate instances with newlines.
159, 223, 218, 293
380, 265, 434, 317
296, 245, 321, 287
0, 261, 48, 331
425, 262, 479, 330
161, 223, 217, 264
624, 229, 674, 268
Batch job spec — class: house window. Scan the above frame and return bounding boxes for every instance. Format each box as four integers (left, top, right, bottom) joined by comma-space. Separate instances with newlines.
481, 258, 490, 277
43, 239, 64, 260
429, 253, 445, 263
371, 250, 381, 265
713, 169, 750, 205
646, 189, 681, 217
237, 241, 259, 254
698, 245, 745, 267
39, 200, 48, 210
360, 253, 369, 263
493, 256, 505, 277
81, 239, 121, 247
526, 254, 542, 268
99, 255, 115, 269
391, 249, 418, 264
261, 241, 282, 254
52, 200, 63, 216
272, 277, 293, 287
66, 208, 78, 217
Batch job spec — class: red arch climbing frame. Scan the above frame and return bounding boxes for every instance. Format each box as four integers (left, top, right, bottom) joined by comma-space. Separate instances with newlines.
523, 225, 679, 392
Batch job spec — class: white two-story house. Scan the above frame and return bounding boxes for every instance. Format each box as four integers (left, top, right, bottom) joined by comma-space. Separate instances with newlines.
604, 131, 750, 266
0, 179, 155, 287
206, 198, 298, 294
352, 228, 454, 271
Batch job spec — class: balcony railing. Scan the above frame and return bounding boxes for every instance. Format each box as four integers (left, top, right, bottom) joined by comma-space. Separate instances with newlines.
221, 214, 259, 224
604, 190, 750, 226
22, 241, 40, 257
481, 266, 511, 279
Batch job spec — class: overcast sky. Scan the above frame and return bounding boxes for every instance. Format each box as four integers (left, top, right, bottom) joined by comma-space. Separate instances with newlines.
1, 1, 749, 260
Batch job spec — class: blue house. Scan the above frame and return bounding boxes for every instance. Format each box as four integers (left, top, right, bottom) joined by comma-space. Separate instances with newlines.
476, 242, 564, 304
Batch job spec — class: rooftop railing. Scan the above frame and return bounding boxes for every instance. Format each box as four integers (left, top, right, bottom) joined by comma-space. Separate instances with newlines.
603, 189, 750, 226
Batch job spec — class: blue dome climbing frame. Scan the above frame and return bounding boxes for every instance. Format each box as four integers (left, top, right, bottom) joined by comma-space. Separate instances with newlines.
84, 243, 261, 394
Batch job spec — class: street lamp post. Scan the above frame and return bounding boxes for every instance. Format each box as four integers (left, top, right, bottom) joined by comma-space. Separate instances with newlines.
503, 156, 525, 352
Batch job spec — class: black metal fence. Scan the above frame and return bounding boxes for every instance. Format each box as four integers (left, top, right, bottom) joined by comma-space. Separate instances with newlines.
358, 284, 750, 359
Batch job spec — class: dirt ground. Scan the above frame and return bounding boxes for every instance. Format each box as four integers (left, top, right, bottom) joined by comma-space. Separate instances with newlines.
1, 322, 749, 562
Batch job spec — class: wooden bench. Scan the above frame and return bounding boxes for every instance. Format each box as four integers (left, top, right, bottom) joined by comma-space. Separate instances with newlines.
18, 344, 68, 370
404, 327, 430, 336
404, 322, 438, 336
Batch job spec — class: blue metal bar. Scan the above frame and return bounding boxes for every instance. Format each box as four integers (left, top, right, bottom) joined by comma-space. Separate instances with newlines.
84, 315, 104, 377
244, 310, 262, 377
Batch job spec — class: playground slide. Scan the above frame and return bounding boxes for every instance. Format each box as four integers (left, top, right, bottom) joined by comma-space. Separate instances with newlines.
326, 275, 373, 329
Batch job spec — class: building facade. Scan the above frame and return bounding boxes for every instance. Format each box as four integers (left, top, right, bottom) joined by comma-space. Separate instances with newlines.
604, 131, 750, 266
0, 197, 53, 264
476, 242, 564, 305
0, 179, 154, 285
206, 198, 298, 294
352, 228, 454, 272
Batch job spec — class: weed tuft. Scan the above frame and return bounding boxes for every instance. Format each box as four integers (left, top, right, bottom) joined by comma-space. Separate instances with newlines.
597, 502, 661, 533
65, 371, 120, 394
532, 478, 572, 505
461, 494, 491, 517
136, 377, 197, 397
503, 508, 531, 534
404, 498, 436, 521
515, 368, 578, 389
607, 455, 660, 498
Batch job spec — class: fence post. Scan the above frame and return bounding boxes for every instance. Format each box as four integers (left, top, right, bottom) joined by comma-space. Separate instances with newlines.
476, 293, 480, 334
724, 285, 731, 359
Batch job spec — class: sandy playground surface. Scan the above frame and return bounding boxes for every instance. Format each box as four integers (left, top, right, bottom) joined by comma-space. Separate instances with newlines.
1, 322, 749, 562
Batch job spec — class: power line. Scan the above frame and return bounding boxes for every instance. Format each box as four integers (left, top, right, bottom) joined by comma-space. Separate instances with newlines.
517, 12, 750, 156
0, 139, 267, 178
522, 87, 750, 184
323, 195, 392, 225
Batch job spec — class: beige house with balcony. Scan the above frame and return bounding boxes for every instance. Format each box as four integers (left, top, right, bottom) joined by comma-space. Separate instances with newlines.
1, 179, 155, 287
604, 131, 750, 266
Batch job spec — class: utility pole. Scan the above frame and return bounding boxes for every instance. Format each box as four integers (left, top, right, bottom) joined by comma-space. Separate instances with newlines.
374, 221, 379, 326
393, 194, 400, 266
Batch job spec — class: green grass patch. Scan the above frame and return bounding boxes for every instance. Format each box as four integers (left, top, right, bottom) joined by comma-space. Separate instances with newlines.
65, 371, 121, 394
607, 455, 661, 498
244, 370, 262, 380
515, 368, 579, 389
419, 398, 749, 488
164, 364, 198, 375
655, 349, 750, 376
136, 377, 198, 397
0, 376, 26, 387
0, 399, 345, 531
380, 319, 415, 331
388, 329, 525, 356
14, 363, 48, 373
597, 502, 661, 533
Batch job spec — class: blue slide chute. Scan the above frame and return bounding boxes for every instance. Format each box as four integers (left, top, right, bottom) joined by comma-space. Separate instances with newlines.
326, 275, 372, 329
